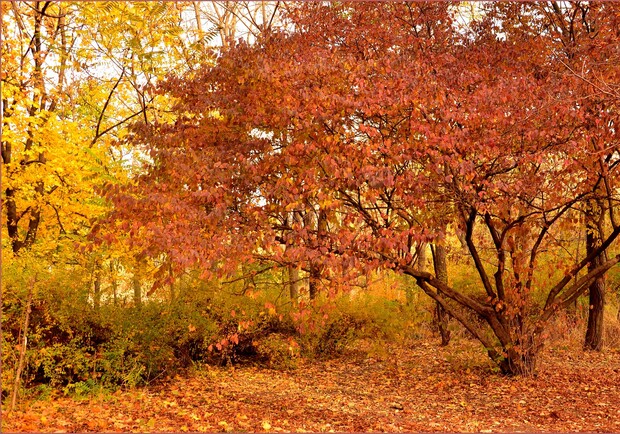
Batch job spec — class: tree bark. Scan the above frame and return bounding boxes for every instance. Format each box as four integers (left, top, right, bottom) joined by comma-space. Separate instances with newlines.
432, 244, 451, 346
584, 274, 604, 350
93, 267, 102, 311
288, 264, 301, 303
584, 198, 605, 350
132, 261, 143, 310
308, 265, 319, 300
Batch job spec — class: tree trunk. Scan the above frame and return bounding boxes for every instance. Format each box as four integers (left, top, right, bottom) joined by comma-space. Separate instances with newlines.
308, 265, 319, 300
584, 276, 604, 350
132, 261, 143, 310
10, 282, 34, 412
406, 243, 426, 306
5, 4, 46, 255
169, 262, 176, 304
498, 345, 537, 376
288, 264, 301, 303
432, 244, 451, 346
584, 198, 605, 350
133, 274, 142, 310
93, 268, 102, 311
417, 242, 427, 271
305, 208, 325, 301
110, 261, 118, 306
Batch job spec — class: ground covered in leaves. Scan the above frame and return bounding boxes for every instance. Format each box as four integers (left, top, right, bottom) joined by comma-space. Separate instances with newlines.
4, 339, 620, 432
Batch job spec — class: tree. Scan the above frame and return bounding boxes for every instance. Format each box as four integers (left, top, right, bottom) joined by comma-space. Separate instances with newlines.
1, 1, 201, 259
483, 2, 620, 350
2, 4, 218, 404
431, 242, 450, 346
110, 2, 620, 375
2, 1, 99, 255
541, 2, 620, 351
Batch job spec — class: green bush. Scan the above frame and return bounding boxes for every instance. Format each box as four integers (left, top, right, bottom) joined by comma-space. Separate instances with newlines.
32, 342, 93, 387
253, 333, 300, 369
2, 261, 430, 395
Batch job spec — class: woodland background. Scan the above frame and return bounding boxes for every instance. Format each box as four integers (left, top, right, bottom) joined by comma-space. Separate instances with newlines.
2, 1, 620, 431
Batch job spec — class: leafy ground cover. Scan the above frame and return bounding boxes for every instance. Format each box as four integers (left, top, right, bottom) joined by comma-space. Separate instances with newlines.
4, 338, 620, 433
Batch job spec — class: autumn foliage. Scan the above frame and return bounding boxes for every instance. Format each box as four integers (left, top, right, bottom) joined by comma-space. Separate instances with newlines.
108, 2, 620, 376
4, 2, 620, 432
4, 4, 620, 429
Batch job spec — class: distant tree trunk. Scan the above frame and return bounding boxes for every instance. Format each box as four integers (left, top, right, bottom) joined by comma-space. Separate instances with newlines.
305, 208, 326, 301
288, 264, 301, 303
568, 228, 584, 319
169, 262, 176, 304
111, 279, 118, 306
132, 261, 143, 310
584, 198, 605, 351
432, 243, 451, 346
405, 284, 415, 306
132, 274, 142, 310
285, 210, 302, 304
308, 265, 319, 300
110, 261, 118, 306
93, 267, 102, 311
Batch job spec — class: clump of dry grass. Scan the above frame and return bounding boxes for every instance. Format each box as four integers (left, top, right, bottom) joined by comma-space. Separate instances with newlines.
546, 309, 587, 350
545, 303, 620, 351
604, 312, 620, 350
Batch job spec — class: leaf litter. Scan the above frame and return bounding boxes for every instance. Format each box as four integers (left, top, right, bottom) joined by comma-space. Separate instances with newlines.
4, 340, 620, 432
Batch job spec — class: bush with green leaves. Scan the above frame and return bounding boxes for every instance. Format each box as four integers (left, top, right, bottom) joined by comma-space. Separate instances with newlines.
2, 261, 432, 398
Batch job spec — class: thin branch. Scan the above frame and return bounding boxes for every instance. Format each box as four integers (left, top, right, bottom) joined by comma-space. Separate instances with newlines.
91, 107, 147, 146
556, 56, 620, 100
93, 69, 126, 145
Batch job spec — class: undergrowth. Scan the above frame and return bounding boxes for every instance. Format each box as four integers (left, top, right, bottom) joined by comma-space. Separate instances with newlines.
3, 262, 618, 404
1, 271, 422, 402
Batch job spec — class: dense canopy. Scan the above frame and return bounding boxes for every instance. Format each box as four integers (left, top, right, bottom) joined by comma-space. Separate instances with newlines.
106, 2, 620, 375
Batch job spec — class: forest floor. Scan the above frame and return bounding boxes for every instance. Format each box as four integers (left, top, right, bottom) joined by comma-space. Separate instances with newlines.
3, 338, 620, 433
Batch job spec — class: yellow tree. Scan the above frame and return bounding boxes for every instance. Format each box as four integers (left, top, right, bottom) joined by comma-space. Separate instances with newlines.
1, 0, 216, 401
1, 1, 209, 262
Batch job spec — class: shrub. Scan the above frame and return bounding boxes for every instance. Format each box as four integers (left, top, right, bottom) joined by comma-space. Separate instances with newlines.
2, 262, 439, 394
253, 333, 300, 369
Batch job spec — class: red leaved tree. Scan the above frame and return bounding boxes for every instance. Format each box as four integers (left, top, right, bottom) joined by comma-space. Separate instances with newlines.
108, 2, 620, 375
